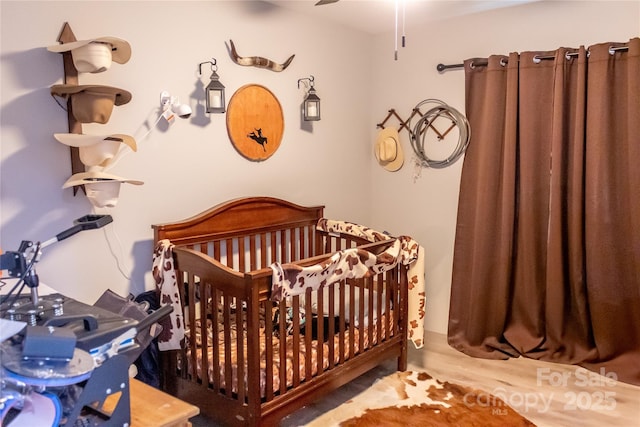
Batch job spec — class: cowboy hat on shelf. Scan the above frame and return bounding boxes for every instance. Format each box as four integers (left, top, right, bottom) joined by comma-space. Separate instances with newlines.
62, 169, 143, 209
50, 84, 132, 124
54, 133, 137, 167
47, 37, 131, 73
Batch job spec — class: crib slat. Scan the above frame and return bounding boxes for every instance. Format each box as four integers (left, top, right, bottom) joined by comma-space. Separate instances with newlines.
327, 283, 335, 370
187, 272, 198, 381
305, 226, 312, 260
283, 228, 290, 263
278, 300, 287, 395
260, 233, 268, 269
385, 270, 393, 340
323, 233, 332, 254
248, 234, 256, 271
280, 230, 287, 264
290, 227, 298, 262
298, 227, 302, 260
211, 288, 221, 392
338, 284, 346, 365
225, 238, 233, 269
236, 297, 246, 403
264, 301, 274, 400
367, 276, 374, 350
222, 294, 233, 398
270, 231, 277, 265
199, 281, 210, 389
389, 269, 397, 337
348, 281, 356, 359
358, 279, 365, 352
297, 226, 304, 261
213, 240, 220, 260
292, 296, 300, 387
316, 290, 325, 375
291, 227, 298, 261
238, 236, 246, 272
304, 288, 313, 382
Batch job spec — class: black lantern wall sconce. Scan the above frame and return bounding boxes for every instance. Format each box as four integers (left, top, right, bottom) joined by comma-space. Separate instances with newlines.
297, 75, 321, 121
198, 59, 226, 114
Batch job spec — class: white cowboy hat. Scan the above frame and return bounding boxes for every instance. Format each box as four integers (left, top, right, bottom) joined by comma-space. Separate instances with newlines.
62, 170, 143, 189
374, 127, 404, 172
47, 37, 131, 73
54, 133, 137, 167
62, 170, 143, 209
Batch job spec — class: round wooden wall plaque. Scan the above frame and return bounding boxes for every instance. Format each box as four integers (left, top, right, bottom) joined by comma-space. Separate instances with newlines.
226, 84, 284, 161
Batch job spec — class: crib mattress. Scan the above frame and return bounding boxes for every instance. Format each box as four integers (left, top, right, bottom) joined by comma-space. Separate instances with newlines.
187, 312, 394, 398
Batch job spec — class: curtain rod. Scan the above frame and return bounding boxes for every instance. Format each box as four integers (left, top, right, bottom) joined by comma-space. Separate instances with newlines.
436, 45, 629, 73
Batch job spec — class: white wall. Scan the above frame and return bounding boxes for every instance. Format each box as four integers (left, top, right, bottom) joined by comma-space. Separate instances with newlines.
1, 1, 372, 302
368, 0, 639, 333
1, 1, 638, 337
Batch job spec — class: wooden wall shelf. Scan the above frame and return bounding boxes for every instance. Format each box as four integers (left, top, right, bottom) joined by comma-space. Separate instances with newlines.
54, 22, 85, 195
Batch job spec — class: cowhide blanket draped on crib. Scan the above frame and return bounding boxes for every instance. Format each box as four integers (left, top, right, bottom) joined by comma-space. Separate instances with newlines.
270, 219, 426, 349
152, 240, 185, 351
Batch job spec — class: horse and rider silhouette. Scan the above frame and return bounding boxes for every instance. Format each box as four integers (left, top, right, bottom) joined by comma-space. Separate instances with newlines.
247, 128, 268, 151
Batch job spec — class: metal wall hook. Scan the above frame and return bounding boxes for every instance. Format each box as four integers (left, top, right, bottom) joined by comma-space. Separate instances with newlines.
297, 75, 315, 89
198, 58, 218, 76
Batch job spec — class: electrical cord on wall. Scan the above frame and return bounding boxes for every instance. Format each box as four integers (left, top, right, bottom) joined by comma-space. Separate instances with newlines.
103, 226, 132, 282
409, 99, 471, 170
91, 205, 131, 282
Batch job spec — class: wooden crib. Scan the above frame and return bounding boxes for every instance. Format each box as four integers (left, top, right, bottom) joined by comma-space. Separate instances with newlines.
152, 197, 409, 426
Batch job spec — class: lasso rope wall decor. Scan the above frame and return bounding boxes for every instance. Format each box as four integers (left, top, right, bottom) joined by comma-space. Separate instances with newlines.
376, 99, 471, 179
410, 99, 470, 169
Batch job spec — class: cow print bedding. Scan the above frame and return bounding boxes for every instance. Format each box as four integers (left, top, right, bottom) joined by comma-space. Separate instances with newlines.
186, 311, 394, 398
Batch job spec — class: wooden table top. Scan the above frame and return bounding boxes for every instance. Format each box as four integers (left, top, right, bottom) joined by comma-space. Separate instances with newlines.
129, 378, 200, 427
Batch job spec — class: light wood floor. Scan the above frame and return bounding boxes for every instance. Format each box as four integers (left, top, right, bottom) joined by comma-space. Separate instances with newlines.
193, 331, 640, 426
406, 331, 640, 427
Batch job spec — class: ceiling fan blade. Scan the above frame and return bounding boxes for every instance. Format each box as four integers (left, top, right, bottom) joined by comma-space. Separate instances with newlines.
315, 0, 339, 5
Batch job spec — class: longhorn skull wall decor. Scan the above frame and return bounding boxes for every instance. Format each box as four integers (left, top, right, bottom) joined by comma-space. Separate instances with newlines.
227, 39, 295, 72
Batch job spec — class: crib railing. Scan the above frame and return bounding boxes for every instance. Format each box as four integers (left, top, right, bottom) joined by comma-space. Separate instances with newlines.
169, 232, 403, 402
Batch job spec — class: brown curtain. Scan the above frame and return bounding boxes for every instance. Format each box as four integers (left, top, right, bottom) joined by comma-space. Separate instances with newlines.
448, 38, 640, 386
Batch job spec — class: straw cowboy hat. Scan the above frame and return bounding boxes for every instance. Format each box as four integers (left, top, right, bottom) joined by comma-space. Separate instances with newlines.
47, 37, 131, 73
54, 133, 137, 167
63, 170, 144, 209
50, 84, 132, 124
374, 127, 404, 172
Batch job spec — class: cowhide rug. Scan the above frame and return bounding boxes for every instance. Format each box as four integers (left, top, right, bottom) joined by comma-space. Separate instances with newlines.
307, 370, 537, 427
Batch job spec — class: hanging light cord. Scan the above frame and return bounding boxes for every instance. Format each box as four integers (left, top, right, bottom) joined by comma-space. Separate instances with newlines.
394, 0, 407, 60
394, 0, 399, 60
410, 99, 471, 169
402, 0, 406, 48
